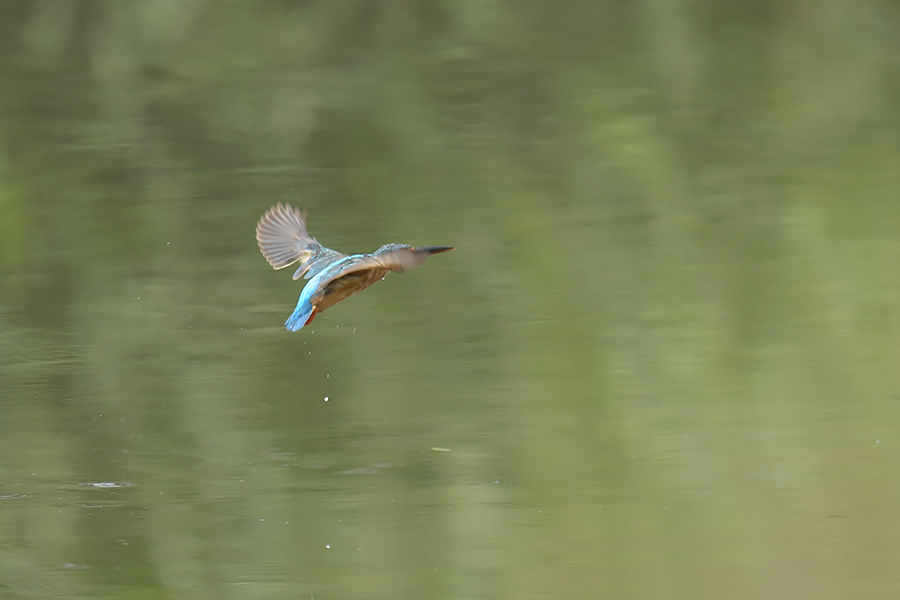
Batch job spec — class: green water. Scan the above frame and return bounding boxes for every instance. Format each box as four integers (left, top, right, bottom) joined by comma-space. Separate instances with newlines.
2, 2, 900, 599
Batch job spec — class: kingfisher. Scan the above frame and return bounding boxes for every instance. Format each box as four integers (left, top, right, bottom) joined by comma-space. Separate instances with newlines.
256, 204, 454, 331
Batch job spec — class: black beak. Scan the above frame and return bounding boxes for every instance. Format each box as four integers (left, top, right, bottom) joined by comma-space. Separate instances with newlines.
418, 246, 455, 254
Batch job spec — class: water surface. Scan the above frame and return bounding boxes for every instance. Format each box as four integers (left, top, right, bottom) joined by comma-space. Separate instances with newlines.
2, 2, 900, 599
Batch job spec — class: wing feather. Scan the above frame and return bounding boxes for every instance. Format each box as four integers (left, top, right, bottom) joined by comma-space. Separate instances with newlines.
304, 246, 430, 290
255, 204, 346, 279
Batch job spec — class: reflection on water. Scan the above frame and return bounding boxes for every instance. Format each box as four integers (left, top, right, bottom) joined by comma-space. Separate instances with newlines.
2, 2, 900, 599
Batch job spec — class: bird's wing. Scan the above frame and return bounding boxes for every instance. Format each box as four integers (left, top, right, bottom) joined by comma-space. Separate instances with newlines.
317, 248, 425, 283
345, 244, 428, 274
302, 248, 348, 280
255, 204, 346, 280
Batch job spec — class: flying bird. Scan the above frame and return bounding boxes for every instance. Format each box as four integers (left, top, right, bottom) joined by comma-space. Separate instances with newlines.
256, 204, 454, 331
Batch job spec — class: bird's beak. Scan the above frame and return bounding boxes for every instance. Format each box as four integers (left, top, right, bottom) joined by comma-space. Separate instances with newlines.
417, 246, 455, 254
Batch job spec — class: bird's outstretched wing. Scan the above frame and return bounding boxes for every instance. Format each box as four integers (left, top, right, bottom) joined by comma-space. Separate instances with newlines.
364, 245, 455, 272
255, 204, 346, 280
312, 245, 441, 285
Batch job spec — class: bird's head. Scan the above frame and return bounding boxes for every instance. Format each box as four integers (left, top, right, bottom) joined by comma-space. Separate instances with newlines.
373, 244, 455, 272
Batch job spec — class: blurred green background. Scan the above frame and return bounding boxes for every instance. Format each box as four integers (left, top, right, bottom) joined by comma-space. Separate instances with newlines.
2, 1, 900, 599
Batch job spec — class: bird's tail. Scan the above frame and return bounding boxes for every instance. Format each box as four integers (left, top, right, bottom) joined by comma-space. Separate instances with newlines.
285, 301, 315, 332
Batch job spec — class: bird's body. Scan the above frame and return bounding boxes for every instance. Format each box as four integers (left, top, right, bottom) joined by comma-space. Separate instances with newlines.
256, 204, 453, 331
